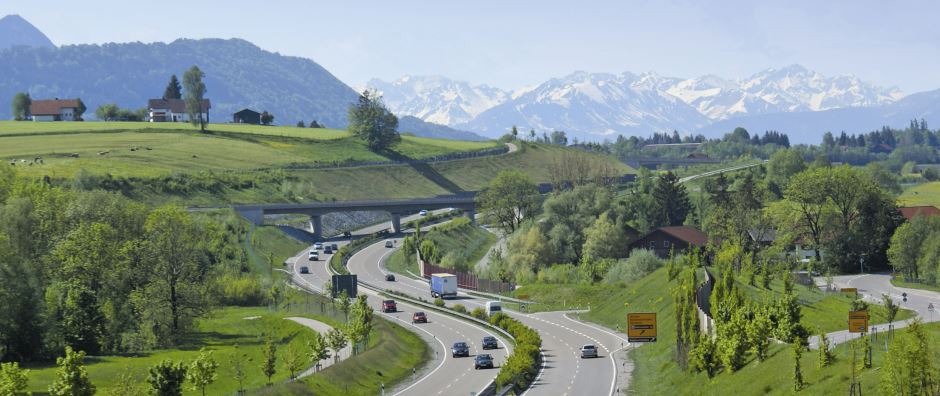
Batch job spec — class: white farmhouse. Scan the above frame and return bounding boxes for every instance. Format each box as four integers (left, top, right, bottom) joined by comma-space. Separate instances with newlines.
30, 98, 83, 121
148, 98, 210, 122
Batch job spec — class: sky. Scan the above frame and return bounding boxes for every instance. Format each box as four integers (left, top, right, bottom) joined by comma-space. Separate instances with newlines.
3, 1, 940, 93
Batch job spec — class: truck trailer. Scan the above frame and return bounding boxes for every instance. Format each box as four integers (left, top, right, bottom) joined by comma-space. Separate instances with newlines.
430, 273, 458, 299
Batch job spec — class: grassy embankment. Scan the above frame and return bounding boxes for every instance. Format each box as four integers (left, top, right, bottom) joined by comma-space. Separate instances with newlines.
565, 267, 924, 395
897, 180, 940, 207
385, 218, 496, 276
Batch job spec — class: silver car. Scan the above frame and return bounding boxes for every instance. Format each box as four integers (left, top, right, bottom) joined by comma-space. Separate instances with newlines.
580, 344, 598, 358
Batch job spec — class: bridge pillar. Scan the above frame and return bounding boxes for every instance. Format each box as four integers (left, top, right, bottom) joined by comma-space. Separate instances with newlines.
465, 209, 476, 223
307, 215, 323, 240
391, 213, 402, 234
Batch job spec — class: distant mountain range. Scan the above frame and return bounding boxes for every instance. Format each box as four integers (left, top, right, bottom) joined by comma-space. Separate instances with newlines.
369, 66, 930, 144
0, 15, 483, 141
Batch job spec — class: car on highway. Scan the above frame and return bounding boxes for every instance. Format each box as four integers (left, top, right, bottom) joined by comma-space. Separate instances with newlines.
482, 336, 498, 350
580, 344, 598, 358
308, 251, 319, 261
324, 246, 333, 254
299, 266, 309, 274
452, 341, 470, 358
474, 354, 494, 369
412, 311, 427, 323
343, 231, 352, 237
385, 240, 394, 248
385, 273, 396, 281
331, 243, 339, 250
381, 299, 397, 313
313, 242, 323, 250
419, 210, 428, 216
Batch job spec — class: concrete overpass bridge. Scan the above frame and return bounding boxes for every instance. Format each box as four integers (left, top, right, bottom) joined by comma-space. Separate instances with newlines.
621, 156, 720, 168
234, 194, 477, 239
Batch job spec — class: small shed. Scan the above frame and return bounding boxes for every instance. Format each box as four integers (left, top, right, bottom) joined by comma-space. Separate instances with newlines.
629, 226, 708, 258
233, 108, 261, 125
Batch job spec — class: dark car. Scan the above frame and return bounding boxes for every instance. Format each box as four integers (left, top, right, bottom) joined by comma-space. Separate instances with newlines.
412, 311, 427, 324
331, 243, 339, 250
385, 240, 394, 248
474, 354, 494, 369
482, 336, 498, 350
385, 273, 396, 281
381, 299, 397, 313
580, 344, 598, 359
324, 246, 333, 254
452, 341, 470, 358
299, 266, 310, 274
343, 231, 352, 238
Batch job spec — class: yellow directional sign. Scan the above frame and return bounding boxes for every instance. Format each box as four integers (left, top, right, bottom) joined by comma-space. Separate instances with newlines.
848, 310, 869, 333
627, 312, 657, 342
841, 287, 858, 294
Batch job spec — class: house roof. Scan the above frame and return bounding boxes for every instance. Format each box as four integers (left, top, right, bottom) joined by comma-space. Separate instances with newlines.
148, 98, 210, 113
651, 226, 708, 247
747, 228, 776, 243
234, 108, 259, 116
899, 206, 940, 220
30, 99, 80, 115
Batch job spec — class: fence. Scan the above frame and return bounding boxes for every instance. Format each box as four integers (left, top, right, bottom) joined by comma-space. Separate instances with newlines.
417, 251, 515, 294
696, 267, 716, 337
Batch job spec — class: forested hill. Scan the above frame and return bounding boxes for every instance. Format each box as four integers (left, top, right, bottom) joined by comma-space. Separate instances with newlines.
0, 38, 359, 128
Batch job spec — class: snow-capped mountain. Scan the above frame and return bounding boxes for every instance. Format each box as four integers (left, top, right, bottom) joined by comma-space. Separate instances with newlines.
669, 64, 904, 120
366, 75, 509, 126
457, 71, 710, 140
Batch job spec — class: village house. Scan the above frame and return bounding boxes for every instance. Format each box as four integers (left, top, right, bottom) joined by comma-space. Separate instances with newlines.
232, 108, 261, 124
30, 98, 83, 121
629, 226, 708, 258
148, 98, 210, 123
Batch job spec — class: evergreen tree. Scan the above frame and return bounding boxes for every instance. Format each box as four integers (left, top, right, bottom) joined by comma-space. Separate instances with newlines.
163, 75, 182, 100
651, 171, 692, 227
48, 346, 96, 396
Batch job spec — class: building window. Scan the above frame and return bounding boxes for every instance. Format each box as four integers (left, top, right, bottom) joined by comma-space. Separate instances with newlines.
664, 240, 670, 248
648, 240, 656, 249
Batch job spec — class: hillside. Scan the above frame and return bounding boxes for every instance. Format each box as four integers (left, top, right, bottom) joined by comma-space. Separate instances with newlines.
0, 14, 54, 49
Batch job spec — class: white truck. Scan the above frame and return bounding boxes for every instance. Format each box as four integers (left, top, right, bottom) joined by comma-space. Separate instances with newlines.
430, 273, 458, 299
485, 301, 502, 316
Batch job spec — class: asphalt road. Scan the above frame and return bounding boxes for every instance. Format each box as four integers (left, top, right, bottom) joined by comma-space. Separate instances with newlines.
350, 235, 628, 396
809, 273, 940, 348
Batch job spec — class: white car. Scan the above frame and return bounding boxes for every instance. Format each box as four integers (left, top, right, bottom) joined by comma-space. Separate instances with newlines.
313, 242, 323, 250
419, 210, 428, 216
308, 251, 319, 261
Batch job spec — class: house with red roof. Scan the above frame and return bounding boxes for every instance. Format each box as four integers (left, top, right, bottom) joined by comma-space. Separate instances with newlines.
148, 98, 210, 123
898, 206, 940, 221
29, 98, 83, 121
629, 226, 708, 258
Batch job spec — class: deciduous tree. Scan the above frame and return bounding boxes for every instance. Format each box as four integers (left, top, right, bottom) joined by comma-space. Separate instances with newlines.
261, 339, 277, 385
477, 170, 539, 234
327, 328, 348, 364
186, 348, 218, 396
183, 66, 208, 131
348, 90, 399, 151
146, 359, 187, 396
11, 92, 30, 121
48, 346, 96, 396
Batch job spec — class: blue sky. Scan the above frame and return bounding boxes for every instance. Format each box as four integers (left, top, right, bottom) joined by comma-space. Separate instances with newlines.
3, 1, 939, 93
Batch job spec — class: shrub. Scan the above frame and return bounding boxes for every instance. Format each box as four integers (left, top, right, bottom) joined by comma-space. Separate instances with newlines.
433, 298, 445, 307
604, 249, 664, 284
214, 274, 266, 306
452, 304, 467, 314
470, 307, 487, 320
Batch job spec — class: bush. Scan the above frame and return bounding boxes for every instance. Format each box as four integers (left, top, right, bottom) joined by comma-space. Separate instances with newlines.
604, 249, 664, 284
536, 264, 579, 284
488, 312, 542, 391
433, 298, 445, 307
470, 307, 487, 320
452, 304, 467, 314
214, 274, 266, 306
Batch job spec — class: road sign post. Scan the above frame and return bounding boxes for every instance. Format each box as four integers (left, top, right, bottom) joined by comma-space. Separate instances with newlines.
848, 311, 869, 333
627, 312, 657, 342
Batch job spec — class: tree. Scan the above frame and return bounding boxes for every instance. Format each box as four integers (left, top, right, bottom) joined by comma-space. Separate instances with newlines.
528, 129, 536, 141
183, 65, 208, 131
141, 206, 211, 343
781, 167, 833, 262
110, 368, 143, 396
888, 215, 936, 281
296, 120, 305, 127
307, 332, 330, 372
48, 346, 96, 396
883, 294, 900, 324
818, 332, 834, 367
229, 344, 250, 395
260, 111, 274, 125
327, 328, 348, 363
583, 212, 625, 260
164, 75, 182, 100
338, 289, 351, 322
550, 130, 568, 145
689, 335, 719, 377
269, 284, 282, 310
0, 362, 29, 396
792, 340, 805, 392
477, 170, 539, 234
11, 92, 31, 121
510, 125, 518, 139
747, 309, 772, 362
881, 320, 936, 395
0, 238, 44, 362
186, 348, 218, 396
651, 171, 691, 227
309, 120, 322, 128
95, 103, 120, 121
59, 282, 106, 355
146, 360, 187, 396
346, 295, 373, 355
347, 90, 399, 151
74, 99, 87, 121
283, 344, 304, 380
261, 339, 277, 385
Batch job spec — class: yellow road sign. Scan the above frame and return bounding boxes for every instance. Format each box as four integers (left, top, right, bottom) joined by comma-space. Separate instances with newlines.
627, 312, 657, 342
841, 287, 858, 294
848, 310, 869, 333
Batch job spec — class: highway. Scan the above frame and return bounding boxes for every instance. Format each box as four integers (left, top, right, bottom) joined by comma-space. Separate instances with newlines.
348, 236, 629, 396
287, 212, 513, 396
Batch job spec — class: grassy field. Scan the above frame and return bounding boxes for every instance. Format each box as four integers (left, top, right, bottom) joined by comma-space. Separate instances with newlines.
0, 121, 500, 178
386, 219, 496, 276
576, 267, 927, 395
891, 276, 940, 293
897, 181, 940, 207
24, 307, 327, 395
